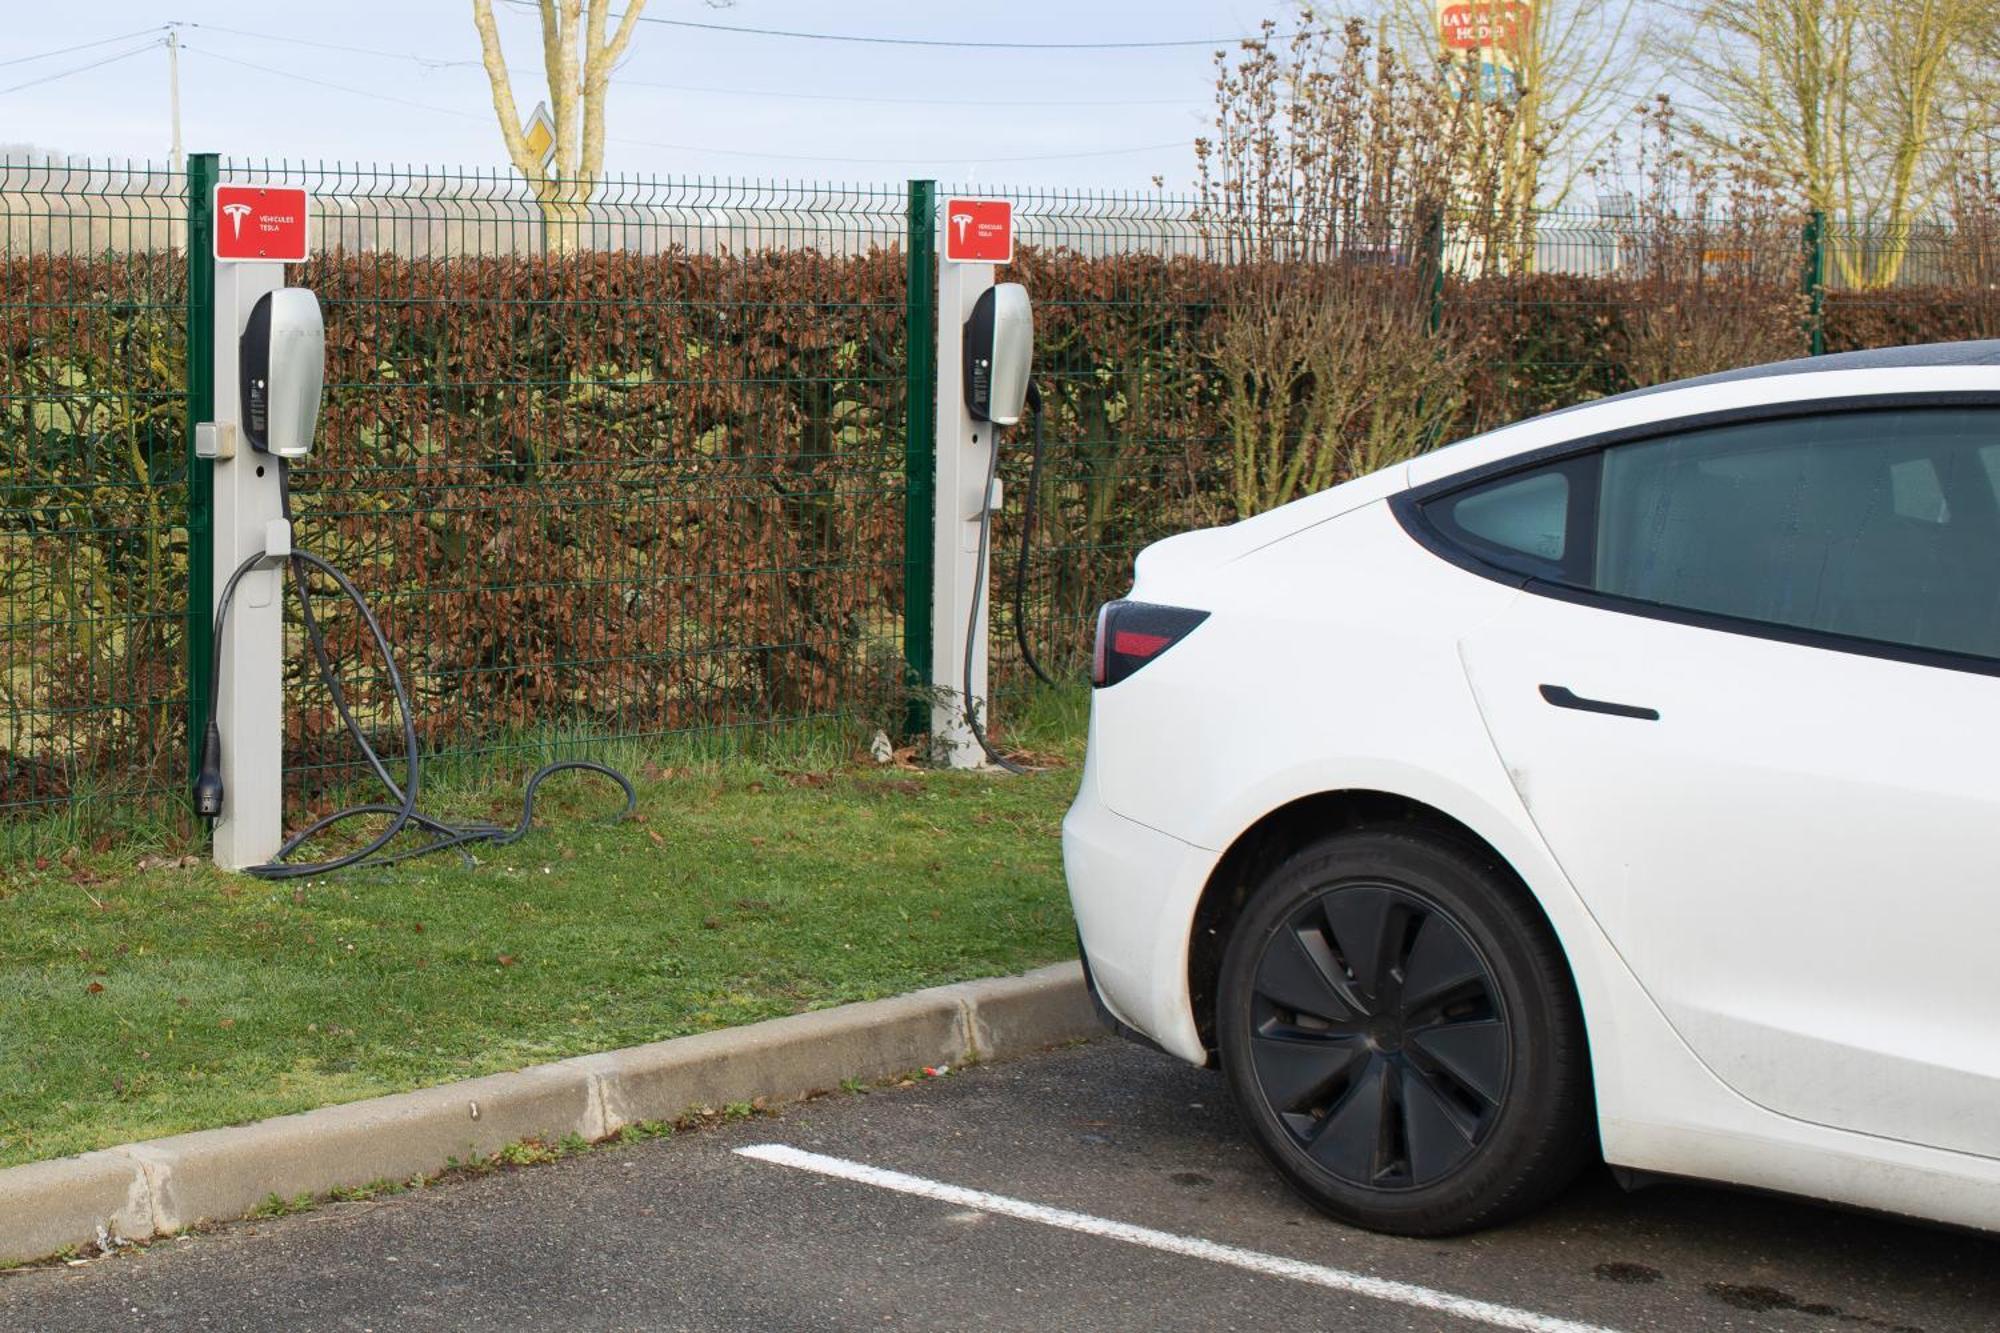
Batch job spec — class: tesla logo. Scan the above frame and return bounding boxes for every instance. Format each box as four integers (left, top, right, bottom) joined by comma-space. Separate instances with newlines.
221, 202, 252, 238
952, 212, 973, 244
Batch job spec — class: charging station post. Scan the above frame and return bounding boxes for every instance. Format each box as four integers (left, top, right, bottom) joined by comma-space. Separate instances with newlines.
932, 198, 1014, 768
196, 182, 312, 868
187, 181, 633, 877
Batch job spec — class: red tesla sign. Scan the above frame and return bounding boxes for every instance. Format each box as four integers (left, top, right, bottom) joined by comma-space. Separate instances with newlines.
944, 198, 1013, 264
213, 185, 311, 262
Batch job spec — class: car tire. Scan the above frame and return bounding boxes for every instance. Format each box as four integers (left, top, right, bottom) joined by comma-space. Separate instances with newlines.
1217, 827, 1593, 1236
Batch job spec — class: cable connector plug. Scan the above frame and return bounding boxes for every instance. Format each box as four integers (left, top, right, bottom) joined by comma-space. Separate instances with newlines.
193, 720, 225, 820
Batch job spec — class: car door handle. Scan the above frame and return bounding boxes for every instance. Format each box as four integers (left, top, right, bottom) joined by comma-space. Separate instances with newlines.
1538, 684, 1660, 722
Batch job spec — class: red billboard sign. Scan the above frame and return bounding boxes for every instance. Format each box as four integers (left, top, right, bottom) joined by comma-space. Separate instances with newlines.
1437, 2, 1530, 52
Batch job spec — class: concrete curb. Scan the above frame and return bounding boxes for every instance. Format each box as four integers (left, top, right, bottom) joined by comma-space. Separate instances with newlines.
0, 962, 1098, 1266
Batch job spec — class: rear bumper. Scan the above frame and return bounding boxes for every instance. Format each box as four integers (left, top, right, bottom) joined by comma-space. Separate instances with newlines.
1061, 779, 1220, 1066
1077, 938, 1172, 1057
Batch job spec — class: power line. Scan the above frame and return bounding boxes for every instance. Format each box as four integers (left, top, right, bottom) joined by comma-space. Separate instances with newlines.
498, 0, 1276, 50
611, 74, 1201, 110
0, 40, 162, 97
182, 46, 487, 121
169, 20, 1201, 109
178, 21, 479, 70
625, 16, 1262, 50
609, 129, 1193, 167
179, 45, 1190, 170
0, 26, 164, 70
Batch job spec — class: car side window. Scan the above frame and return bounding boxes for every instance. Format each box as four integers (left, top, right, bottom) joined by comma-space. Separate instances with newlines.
1593, 410, 2000, 657
1427, 408, 2000, 663
1424, 459, 1591, 584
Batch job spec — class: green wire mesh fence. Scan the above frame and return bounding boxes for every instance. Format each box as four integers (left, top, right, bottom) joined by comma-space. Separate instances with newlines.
1818, 217, 2000, 349
0, 160, 190, 840
252, 162, 915, 791
9, 156, 2000, 841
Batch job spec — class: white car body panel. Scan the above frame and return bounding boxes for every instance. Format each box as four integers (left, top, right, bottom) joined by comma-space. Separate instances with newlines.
1061, 774, 1219, 1062
1064, 350, 2000, 1231
1129, 464, 1414, 587
1461, 592, 2000, 1161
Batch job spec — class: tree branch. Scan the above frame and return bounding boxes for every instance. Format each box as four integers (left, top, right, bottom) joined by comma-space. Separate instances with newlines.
471, 0, 541, 183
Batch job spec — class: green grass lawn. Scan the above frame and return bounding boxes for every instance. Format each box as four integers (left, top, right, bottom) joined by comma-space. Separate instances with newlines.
0, 693, 1086, 1169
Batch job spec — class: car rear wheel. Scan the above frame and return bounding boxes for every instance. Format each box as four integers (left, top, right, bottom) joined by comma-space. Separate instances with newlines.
1217, 828, 1593, 1235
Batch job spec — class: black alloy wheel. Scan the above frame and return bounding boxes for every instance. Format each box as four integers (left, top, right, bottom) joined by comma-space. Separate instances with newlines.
1248, 881, 1510, 1190
1218, 829, 1593, 1236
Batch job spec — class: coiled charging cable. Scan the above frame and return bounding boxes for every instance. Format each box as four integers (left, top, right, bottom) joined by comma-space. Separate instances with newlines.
194, 459, 635, 879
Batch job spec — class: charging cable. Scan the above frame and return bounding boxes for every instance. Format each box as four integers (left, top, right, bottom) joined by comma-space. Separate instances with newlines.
963, 421, 1024, 774
194, 460, 635, 878
962, 384, 1049, 774
1010, 390, 1055, 688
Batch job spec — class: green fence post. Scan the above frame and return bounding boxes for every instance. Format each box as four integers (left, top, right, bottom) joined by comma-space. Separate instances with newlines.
184, 152, 217, 790
901, 180, 937, 739
1803, 209, 1827, 356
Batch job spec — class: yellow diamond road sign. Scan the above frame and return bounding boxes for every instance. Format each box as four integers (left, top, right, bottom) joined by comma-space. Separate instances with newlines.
522, 101, 557, 172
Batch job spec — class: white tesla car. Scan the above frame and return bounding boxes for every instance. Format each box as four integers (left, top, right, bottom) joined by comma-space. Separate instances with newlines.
1063, 342, 2000, 1236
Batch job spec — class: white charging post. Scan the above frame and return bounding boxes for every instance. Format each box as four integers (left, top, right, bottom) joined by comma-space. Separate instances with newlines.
197, 183, 312, 869
931, 198, 1015, 768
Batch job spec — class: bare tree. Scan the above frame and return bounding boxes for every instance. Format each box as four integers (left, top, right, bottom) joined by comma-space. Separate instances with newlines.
1214, 263, 1468, 517
1197, 17, 1474, 517
1359, 0, 1648, 213
1939, 8, 2000, 172
1674, 0, 1861, 242
1614, 98, 1808, 385
1869, 0, 1987, 281
471, 0, 648, 249
1675, 0, 1992, 285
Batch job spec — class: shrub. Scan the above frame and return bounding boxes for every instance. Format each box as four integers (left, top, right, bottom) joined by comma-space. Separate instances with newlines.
4, 233, 1992, 810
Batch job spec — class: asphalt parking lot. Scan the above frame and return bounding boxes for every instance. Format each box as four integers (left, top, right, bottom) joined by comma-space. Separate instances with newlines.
5, 1038, 1995, 1332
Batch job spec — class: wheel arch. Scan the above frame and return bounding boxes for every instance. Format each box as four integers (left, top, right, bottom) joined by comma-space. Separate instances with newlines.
1185, 788, 1584, 1062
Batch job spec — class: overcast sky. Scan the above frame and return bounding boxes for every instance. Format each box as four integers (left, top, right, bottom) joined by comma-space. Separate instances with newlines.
2, 2, 1302, 190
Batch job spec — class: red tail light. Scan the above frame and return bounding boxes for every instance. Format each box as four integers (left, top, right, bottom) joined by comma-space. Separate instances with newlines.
1090, 600, 1210, 688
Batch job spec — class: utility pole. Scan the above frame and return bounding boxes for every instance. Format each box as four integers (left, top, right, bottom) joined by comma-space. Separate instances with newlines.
166, 25, 183, 172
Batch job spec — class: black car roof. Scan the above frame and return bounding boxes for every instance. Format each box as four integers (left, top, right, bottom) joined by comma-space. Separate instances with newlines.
1658, 338, 2000, 385
1545, 339, 2000, 420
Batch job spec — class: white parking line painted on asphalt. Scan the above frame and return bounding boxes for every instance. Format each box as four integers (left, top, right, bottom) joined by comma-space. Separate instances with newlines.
735, 1144, 1623, 1333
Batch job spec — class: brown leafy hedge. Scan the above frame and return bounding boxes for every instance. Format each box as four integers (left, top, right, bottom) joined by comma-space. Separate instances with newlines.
1, 248, 1987, 807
